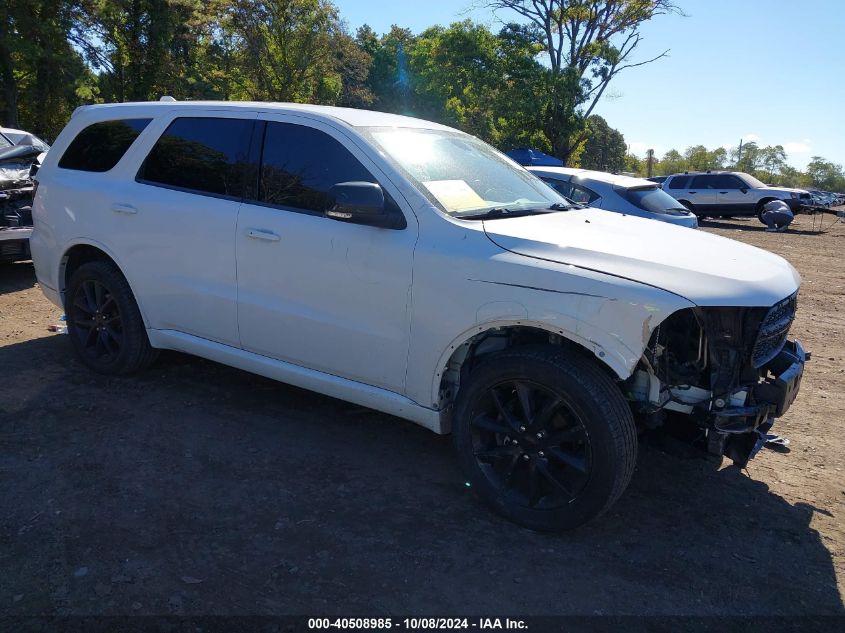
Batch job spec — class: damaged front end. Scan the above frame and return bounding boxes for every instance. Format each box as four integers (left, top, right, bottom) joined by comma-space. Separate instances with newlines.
0, 144, 42, 263
626, 293, 808, 466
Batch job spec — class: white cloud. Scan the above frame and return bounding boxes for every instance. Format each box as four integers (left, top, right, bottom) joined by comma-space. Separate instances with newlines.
743, 133, 761, 143
783, 141, 811, 154
628, 141, 651, 154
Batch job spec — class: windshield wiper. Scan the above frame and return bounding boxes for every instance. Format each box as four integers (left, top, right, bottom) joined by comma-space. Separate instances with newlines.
461, 206, 559, 220
548, 202, 578, 211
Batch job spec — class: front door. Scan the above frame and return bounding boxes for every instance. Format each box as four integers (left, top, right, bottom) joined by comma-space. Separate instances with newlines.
716, 174, 754, 213
235, 115, 417, 393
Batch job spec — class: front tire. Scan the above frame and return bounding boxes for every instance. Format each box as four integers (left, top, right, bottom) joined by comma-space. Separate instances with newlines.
452, 346, 637, 531
65, 260, 158, 375
756, 198, 776, 224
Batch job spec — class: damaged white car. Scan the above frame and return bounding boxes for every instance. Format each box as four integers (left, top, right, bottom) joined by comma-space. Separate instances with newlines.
30, 102, 807, 530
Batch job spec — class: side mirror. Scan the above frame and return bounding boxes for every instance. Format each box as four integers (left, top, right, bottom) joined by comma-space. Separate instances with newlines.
740, 188, 748, 194
326, 182, 403, 229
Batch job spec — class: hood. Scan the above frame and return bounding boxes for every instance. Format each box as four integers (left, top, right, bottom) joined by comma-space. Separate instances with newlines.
763, 186, 808, 195
482, 208, 800, 307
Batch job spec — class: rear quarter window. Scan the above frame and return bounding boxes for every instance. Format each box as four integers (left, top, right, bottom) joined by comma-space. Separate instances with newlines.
137, 117, 253, 198
666, 175, 691, 189
57, 119, 152, 172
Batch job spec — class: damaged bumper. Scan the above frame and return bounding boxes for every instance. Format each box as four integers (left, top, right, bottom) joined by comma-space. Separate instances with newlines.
706, 340, 807, 465
0, 227, 32, 262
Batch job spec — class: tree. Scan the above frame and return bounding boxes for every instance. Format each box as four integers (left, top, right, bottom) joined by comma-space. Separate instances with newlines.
657, 149, 685, 175
0, 0, 96, 139
579, 115, 625, 172
805, 157, 845, 192
759, 145, 787, 183
684, 144, 709, 171
487, 0, 679, 163
731, 140, 761, 173
223, 0, 346, 102
361, 25, 416, 114
406, 20, 546, 147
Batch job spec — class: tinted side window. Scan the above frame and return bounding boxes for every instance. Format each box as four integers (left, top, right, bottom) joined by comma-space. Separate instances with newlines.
58, 119, 151, 172
709, 174, 742, 189
691, 175, 716, 188
667, 175, 690, 189
138, 117, 253, 197
569, 183, 600, 204
258, 122, 376, 212
542, 178, 574, 200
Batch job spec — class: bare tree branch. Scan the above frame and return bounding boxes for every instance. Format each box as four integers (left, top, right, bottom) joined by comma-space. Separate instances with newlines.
485, 1, 680, 161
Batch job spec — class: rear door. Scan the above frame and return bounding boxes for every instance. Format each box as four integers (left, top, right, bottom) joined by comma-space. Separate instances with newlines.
687, 175, 718, 213
111, 111, 256, 347
235, 115, 417, 393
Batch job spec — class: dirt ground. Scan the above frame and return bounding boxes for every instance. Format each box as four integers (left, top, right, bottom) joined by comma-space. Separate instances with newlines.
1, 215, 844, 618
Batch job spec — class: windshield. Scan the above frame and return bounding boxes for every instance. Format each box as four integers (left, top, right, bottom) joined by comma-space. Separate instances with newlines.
622, 186, 691, 216
737, 172, 766, 188
363, 127, 566, 216
3, 131, 50, 151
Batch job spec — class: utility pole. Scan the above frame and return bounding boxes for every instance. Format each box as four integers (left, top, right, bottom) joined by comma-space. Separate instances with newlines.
646, 149, 654, 177
736, 139, 743, 166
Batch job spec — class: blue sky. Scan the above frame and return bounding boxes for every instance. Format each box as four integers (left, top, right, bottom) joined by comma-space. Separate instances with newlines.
335, 0, 843, 169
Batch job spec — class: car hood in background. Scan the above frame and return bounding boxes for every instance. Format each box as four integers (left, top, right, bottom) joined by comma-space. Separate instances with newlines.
762, 186, 808, 195
482, 208, 800, 307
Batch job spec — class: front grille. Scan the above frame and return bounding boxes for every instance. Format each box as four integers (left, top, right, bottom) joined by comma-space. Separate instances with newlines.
751, 293, 797, 368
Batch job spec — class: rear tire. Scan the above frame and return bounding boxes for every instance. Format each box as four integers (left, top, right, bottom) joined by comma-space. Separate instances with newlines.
452, 346, 637, 531
65, 260, 158, 375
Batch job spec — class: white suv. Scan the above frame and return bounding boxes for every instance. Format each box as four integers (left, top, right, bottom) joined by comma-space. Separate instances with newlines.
31, 101, 807, 530
663, 171, 811, 222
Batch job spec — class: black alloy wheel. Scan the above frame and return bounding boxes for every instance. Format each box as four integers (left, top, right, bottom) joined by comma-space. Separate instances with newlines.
70, 278, 124, 362
470, 379, 592, 510
65, 260, 158, 374
453, 346, 637, 531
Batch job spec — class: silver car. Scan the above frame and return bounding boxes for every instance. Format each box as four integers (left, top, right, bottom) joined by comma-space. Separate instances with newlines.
528, 167, 699, 228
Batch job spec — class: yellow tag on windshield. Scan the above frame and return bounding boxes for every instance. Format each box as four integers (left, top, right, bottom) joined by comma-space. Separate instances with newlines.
423, 180, 487, 213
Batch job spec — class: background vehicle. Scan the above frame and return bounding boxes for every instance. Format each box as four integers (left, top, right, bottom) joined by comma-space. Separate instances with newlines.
647, 175, 668, 186
30, 102, 805, 531
505, 147, 563, 167
0, 147, 43, 264
0, 127, 51, 152
0, 129, 47, 263
663, 171, 811, 222
529, 166, 698, 228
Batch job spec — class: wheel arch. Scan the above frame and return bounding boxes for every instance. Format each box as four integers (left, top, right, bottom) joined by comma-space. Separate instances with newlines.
756, 196, 778, 209
59, 239, 150, 327
432, 320, 628, 432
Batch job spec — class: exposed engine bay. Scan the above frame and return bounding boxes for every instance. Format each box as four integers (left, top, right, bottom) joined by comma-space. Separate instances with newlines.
626, 293, 807, 466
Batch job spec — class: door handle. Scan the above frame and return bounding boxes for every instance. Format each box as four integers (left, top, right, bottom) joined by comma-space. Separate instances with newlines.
719, 191, 728, 194
689, 191, 697, 194
246, 228, 280, 242
111, 203, 138, 214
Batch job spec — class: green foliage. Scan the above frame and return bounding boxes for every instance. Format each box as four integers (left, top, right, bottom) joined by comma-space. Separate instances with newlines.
0, 0, 98, 139
0, 0, 841, 196
805, 157, 845, 192
629, 143, 843, 191
579, 115, 626, 172
487, 1, 679, 162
